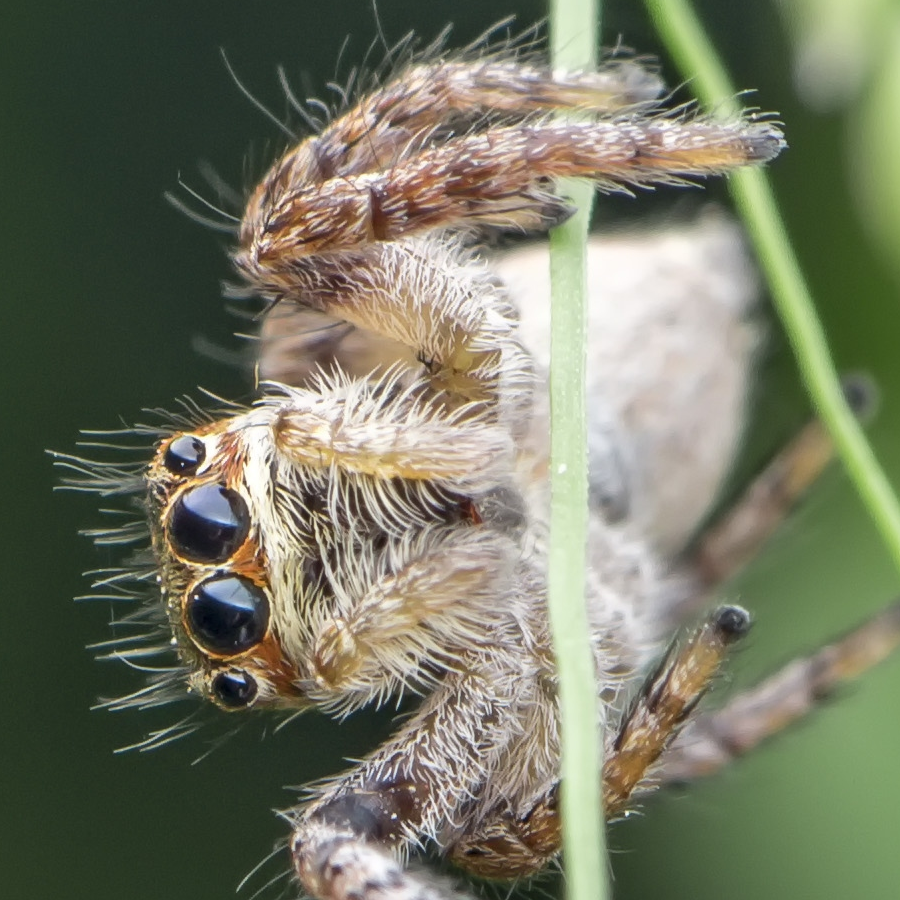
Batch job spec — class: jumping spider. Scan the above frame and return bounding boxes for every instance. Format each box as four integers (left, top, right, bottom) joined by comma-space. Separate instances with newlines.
61, 40, 900, 900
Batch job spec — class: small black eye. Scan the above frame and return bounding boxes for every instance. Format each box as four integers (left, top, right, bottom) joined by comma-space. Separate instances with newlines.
168, 483, 250, 563
211, 670, 258, 709
186, 574, 270, 654
164, 435, 206, 474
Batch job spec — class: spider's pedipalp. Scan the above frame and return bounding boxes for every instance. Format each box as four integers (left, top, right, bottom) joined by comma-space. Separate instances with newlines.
304, 527, 519, 701
267, 372, 514, 486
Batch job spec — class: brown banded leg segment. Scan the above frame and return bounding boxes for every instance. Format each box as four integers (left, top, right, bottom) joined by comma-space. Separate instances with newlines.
292, 662, 519, 900
658, 599, 900, 783
242, 59, 667, 292
237, 118, 785, 267
449, 791, 560, 880
602, 604, 751, 817
692, 420, 838, 590
449, 600, 900, 878
690, 374, 878, 595
265, 59, 665, 189
449, 607, 751, 878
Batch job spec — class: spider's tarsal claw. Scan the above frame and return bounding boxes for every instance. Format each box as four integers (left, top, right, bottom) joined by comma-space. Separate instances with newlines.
841, 371, 880, 422
712, 605, 752, 643
658, 598, 900, 785
542, 200, 576, 229
743, 125, 788, 162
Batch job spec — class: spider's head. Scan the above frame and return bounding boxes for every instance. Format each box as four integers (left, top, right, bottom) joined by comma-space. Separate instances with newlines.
67, 371, 489, 723
143, 380, 471, 719
146, 416, 313, 714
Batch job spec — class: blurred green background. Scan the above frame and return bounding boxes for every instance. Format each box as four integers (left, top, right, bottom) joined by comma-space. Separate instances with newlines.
4, 0, 900, 898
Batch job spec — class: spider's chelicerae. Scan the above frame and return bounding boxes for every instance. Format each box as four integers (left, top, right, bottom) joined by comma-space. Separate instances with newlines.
62, 39, 900, 900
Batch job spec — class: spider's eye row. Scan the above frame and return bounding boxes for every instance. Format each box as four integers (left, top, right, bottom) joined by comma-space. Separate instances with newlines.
185, 574, 270, 655
167, 483, 250, 563
164, 434, 206, 475
211, 669, 259, 709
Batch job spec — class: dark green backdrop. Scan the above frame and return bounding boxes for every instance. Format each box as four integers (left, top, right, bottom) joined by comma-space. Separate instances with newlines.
4, 1, 900, 899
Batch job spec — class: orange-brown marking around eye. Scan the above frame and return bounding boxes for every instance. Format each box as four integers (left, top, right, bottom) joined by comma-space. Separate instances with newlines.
248, 636, 309, 702
178, 544, 269, 650
181, 566, 309, 704
215, 430, 249, 487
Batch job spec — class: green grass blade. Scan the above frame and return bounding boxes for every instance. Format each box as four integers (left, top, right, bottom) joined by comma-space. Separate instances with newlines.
645, 0, 900, 575
547, 2, 609, 900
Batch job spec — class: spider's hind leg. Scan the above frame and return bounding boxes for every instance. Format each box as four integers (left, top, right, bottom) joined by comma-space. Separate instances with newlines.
691, 418, 838, 590
658, 599, 900, 784
690, 373, 879, 598
601, 604, 752, 816
446, 606, 752, 879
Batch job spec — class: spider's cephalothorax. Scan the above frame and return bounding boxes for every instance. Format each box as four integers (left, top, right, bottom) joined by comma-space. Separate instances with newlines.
67, 43, 900, 900
147, 360, 525, 717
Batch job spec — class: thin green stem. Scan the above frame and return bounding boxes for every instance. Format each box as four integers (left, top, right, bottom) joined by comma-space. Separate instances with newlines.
645, 0, 900, 574
547, 2, 609, 900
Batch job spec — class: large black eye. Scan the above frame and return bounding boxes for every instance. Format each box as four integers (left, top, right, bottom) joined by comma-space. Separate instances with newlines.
185, 574, 269, 655
211, 669, 258, 709
168, 483, 250, 563
164, 435, 206, 475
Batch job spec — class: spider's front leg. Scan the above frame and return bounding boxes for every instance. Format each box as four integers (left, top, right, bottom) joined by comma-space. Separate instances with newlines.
237, 56, 782, 270
256, 236, 535, 446
290, 646, 537, 900
238, 59, 783, 425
